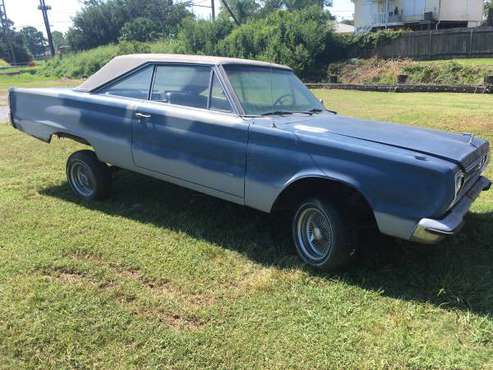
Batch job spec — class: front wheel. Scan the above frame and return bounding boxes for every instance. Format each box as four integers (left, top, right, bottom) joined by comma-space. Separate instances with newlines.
66, 150, 112, 201
292, 198, 355, 271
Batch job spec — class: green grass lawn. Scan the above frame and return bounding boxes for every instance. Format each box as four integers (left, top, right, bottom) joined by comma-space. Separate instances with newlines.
0, 75, 80, 105
1, 89, 492, 368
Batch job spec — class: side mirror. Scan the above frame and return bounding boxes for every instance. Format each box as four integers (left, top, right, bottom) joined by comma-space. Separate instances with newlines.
319, 98, 324, 106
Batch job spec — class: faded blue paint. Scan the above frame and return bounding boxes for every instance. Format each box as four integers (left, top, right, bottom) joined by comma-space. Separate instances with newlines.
8, 66, 490, 243
132, 99, 248, 198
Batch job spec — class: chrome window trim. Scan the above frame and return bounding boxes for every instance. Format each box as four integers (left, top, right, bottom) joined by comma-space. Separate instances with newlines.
208, 70, 235, 114
216, 64, 246, 116
93, 63, 155, 96
142, 98, 243, 119
95, 61, 243, 117
150, 63, 212, 110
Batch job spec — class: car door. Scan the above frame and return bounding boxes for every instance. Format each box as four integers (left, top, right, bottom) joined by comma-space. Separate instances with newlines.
131, 64, 249, 199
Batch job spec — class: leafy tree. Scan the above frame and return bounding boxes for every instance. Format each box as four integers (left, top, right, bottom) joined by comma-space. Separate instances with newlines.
52, 31, 67, 50
485, 0, 491, 13
120, 17, 159, 42
485, 0, 492, 25
176, 17, 234, 55
0, 19, 32, 63
220, 0, 332, 22
220, 0, 260, 23
20, 26, 46, 57
67, 0, 190, 50
218, 6, 339, 80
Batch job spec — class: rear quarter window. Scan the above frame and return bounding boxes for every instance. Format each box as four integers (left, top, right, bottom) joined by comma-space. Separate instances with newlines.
99, 65, 154, 100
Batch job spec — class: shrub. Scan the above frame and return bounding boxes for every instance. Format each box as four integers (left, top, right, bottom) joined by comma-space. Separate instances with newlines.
39, 44, 120, 78
39, 39, 180, 79
175, 17, 234, 55
342, 29, 403, 49
217, 6, 341, 80
117, 41, 152, 55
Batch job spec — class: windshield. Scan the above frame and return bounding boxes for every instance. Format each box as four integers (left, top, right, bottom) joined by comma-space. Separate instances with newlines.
223, 65, 323, 116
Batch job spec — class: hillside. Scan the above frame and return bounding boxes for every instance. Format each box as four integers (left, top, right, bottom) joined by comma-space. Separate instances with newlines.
329, 58, 493, 85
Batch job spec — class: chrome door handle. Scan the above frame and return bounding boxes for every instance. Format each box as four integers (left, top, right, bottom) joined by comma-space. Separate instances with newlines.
136, 112, 151, 119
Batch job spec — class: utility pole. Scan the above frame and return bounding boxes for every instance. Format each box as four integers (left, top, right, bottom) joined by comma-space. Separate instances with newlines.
211, 0, 215, 21
38, 0, 55, 57
220, 0, 240, 25
0, 1, 8, 30
0, 0, 15, 64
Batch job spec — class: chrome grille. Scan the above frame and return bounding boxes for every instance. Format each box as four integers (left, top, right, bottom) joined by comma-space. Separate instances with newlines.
465, 153, 488, 175
455, 152, 489, 208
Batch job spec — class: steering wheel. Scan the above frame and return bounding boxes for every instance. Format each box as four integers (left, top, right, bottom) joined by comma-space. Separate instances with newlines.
273, 94, 294, 107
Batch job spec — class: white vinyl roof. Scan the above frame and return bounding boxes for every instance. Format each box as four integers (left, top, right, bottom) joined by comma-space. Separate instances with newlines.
76, 54, 291, 92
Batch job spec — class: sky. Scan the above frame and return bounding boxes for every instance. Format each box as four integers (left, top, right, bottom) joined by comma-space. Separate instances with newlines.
5, 0, 355, 36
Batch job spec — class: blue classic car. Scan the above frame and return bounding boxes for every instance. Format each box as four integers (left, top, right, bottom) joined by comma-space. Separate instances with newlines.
9, 54, 491, 270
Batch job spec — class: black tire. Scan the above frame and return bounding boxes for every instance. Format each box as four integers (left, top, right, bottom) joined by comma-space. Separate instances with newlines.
292, 198, 355, 271
66, 150, 112, 201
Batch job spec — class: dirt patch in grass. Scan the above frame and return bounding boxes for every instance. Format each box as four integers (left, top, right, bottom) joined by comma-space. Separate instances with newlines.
48, 267, 87, 284
41, 259, 207, 331
70, 252, 216, 307
133, 308, 205, 331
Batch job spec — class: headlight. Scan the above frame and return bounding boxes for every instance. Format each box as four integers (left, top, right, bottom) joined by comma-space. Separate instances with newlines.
454, 170, 465, 201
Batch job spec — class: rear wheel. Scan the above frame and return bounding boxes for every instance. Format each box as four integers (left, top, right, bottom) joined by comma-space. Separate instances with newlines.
66, 150, 112, 201
292, 198, 355, 271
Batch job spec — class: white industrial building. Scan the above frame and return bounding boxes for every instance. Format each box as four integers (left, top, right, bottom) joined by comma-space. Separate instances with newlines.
353, 0, 484, 32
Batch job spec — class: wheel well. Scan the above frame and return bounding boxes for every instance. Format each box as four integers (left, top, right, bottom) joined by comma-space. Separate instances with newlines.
271, 177, 376, 225
54, 132, 90, 146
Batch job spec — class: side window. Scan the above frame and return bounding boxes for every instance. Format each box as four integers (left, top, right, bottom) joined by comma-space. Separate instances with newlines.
99, 65, 153, 100
151, 65, 211, 109
209, 73, 233, 113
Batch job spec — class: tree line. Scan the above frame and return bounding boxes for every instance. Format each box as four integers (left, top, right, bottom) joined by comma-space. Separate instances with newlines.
59, 0, 342, 80
0, 19, 66, 64
3, 0, 377, 81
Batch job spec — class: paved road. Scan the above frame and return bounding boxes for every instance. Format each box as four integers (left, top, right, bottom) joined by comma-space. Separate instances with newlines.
0, 106, 9, 123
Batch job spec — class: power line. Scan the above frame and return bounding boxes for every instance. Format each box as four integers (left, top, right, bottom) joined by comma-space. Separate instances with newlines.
178, 0, 217, 20
220, 0, 239, 25
38, 0, 55, 57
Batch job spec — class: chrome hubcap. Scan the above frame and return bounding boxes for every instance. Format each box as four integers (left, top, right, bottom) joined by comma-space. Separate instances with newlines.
297, 207, 335, 261
70, 160, 95, 197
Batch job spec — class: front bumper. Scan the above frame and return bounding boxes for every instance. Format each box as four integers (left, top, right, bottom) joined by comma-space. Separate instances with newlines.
411, 176, 491, 244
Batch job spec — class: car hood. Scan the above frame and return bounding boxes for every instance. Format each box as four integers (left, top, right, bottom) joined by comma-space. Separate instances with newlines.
278, 113, 488, 169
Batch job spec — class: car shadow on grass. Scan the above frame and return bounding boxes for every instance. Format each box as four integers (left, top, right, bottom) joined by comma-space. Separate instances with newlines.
40, 170, 493, 317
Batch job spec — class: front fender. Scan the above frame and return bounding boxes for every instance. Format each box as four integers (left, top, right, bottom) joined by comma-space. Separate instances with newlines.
299, 133, 456, 240
245, 123, 378, 216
